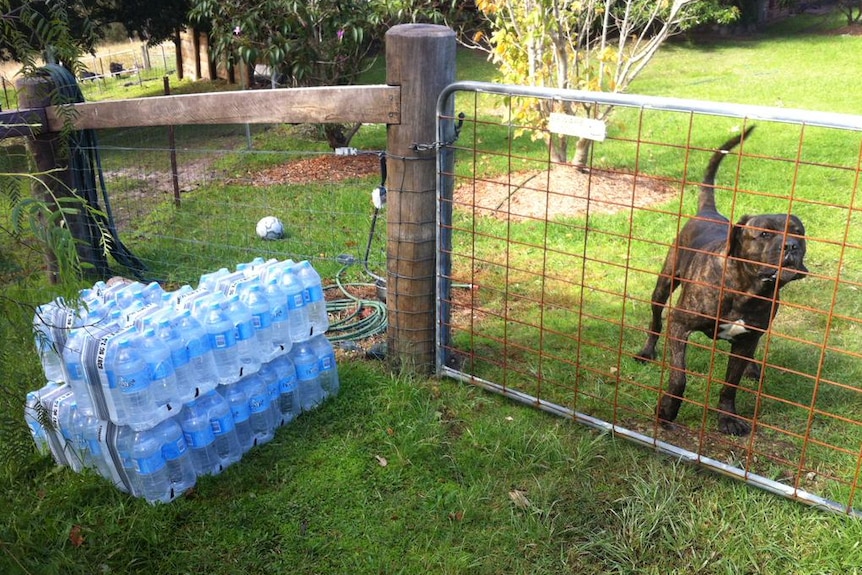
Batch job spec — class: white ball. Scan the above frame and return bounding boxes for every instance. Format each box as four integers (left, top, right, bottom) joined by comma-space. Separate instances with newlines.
256, 216, 284, 240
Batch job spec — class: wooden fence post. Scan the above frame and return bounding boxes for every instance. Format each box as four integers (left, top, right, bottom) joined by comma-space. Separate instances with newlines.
385, 24, 456, 373
17, 75, 109, 283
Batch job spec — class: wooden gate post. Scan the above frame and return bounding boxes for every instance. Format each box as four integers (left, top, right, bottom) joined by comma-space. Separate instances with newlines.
17, 74, 109, 283
385, 24, 456, 373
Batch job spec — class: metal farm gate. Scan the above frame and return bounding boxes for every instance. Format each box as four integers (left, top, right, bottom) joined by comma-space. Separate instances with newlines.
434, 81, 862, 515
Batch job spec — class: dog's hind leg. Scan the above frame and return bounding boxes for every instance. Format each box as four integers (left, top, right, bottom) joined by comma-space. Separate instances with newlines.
656, 319, 691, 426
636, 259, 679, 363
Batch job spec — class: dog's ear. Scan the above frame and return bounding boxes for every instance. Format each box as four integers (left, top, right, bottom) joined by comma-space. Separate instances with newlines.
728, 215, 752, 257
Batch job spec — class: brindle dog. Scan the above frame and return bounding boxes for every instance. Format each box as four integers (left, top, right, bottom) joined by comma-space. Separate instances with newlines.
635, 126, 808, 435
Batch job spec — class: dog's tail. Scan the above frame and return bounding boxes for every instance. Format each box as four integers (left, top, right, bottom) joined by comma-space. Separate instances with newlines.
699, 125, 756, 214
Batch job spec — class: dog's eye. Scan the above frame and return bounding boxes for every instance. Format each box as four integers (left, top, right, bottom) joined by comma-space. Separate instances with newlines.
759, 231, 772, 239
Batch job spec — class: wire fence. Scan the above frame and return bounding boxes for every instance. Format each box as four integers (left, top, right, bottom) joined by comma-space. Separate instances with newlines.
436, 82, 862, 515
0, 42, 177, 110
85, 124, 383, 274
1, 119, 390, 344
78, 42, 177, 94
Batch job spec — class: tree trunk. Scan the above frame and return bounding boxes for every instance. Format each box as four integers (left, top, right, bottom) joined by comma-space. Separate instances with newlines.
549, 133, 568, 164
572, 137, 593, 170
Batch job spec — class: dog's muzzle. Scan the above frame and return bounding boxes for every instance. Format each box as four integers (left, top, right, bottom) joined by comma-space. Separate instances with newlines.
760, 238, 807, 283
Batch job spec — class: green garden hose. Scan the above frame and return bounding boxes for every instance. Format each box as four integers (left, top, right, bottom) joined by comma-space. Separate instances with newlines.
324, 265, 387, 343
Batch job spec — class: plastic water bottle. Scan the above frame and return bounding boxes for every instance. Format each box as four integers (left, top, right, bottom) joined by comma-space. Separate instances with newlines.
198, 390, 243, 469
151, 418, 196, 496
141, 282, 165, 305
178, 401, 222, 476
131, 428, 172, 504
271, 355, 299, 425
202, 301, 240, 385
57, 399, 85, 472
198, 267, 230, 292
226, 294, 262, 378
267, 367, 282, 428
114, 282, 145, 310
291, 343, 324, 412
310, 335, 340, 398
61, 328, 96, 414
218, 381, 254, 453
33, 302, 65, 383
74, 407, 113, 480
24, 391, 50, 455
263, 278, 291, 358
237, 257, 266, 278
240, 374, 274, 446
139, 327, 180, 408
175, 310, 219, 398
295, 260, 329, 337
155, 318, 196, 405
115, 425, 142, 496
256, 362, 281, 427
105, 336, 160, 430
280, 267, 311, 343
239, 284, 275, 361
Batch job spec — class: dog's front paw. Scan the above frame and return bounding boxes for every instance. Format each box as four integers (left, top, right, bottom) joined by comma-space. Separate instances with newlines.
634, 349, 656, 364
743, 362, 762, 381
718, 414, 751, 436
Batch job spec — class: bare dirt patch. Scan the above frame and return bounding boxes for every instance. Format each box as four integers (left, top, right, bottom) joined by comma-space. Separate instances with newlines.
455, 165, 677, 221
243, 155, 678, 220
249, 154, 380, 186
822, 22, 862, 35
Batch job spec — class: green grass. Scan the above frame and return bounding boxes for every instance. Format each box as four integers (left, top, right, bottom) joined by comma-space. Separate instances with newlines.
4, 363, 862, 574
4, 10, 862, 575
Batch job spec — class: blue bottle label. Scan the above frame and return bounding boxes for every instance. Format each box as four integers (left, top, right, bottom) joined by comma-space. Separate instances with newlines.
270, 304, 285, 323
210, 412, 235, 435
118, 366, 151, 394
170, 346, 190, 367
295, 361, 319, 381
186, 335, 210, 358
209, 330, 236, 350
133, 451, 166, 475
319, 353, 335, 372
162, 436, 187, 460
67, 361, 85, 380
183, 427, 215, 448
287, 292, 305, 310
305, 284, 324, 304
235, 320, 254, 342
279, 373, 297, 393
252, 311, 272, 330
87, 439, 103, 456
230, 401, 250, 423
149, 359, 174, 381
248, 392, 270, 414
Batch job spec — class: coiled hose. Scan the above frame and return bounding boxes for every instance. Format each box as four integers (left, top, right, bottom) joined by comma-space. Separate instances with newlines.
324, 266, 387, 344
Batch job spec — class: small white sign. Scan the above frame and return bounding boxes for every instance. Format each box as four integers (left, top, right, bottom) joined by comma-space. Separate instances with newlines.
548, 113, 607, 142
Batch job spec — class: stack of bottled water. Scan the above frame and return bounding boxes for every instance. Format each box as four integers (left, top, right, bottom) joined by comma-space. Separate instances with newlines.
24, 258, 340, 504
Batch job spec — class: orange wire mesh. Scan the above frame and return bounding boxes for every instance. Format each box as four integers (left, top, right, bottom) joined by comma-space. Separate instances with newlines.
437, 87, 862, 515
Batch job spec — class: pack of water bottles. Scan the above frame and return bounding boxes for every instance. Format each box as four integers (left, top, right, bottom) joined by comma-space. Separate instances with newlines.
24, 257, 339, 504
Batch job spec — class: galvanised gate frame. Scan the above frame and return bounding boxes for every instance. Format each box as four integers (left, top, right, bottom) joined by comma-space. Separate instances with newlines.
436, 81, 862, 516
